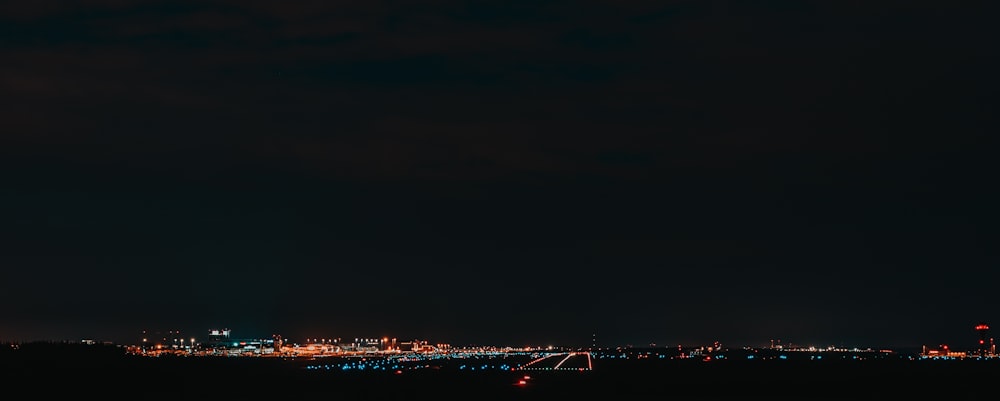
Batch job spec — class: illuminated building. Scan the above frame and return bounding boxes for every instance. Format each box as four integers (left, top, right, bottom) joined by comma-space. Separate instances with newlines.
921, 344, 966, 359
398, 340, 439, 353
198, 329, 276, 356
207, 328, 231, 342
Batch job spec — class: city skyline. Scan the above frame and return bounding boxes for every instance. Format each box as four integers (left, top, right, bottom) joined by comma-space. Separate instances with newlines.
4, 320, 997, 353
8, 324, 999, 364
2, 3, 996, 350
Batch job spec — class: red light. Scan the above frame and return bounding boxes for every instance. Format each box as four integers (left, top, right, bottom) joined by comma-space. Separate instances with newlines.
980, 340, 985, 344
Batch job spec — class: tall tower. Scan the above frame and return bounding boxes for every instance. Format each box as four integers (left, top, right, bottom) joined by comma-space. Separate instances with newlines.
975, 322, 990, 357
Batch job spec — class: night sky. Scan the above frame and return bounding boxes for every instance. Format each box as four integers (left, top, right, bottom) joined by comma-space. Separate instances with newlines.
2, 1, 997, 349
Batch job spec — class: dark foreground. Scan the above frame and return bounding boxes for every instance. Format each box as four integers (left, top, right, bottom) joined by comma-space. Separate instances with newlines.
3, 345, 999, 400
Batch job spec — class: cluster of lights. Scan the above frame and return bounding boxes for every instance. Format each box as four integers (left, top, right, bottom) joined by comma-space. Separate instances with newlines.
303, 351, 537, 372
518, 352, 592, 371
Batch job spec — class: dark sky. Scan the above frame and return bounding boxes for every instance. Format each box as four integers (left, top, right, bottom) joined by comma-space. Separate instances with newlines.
1, 1, 997, 349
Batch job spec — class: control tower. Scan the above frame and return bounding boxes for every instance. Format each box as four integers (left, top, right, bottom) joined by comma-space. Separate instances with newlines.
975, 323, 990, 357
